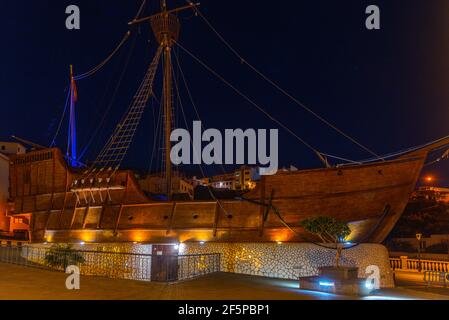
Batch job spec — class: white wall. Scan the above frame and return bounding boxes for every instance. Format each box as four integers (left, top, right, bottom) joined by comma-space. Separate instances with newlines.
181, 242, 395, 288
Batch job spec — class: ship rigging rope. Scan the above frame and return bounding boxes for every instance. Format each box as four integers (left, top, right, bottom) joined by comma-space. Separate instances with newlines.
238, 196, 391, 251
172, 49, 227, 174
73, 31, 132, 81
174, 41, 330, 167
149, 95, 164, 174
134, 0, 147, 21
172, 56, 233, 216
79, 30, 139, 160
357, 136, 449, 164
81, 46, 163, 180
187, 2, 383, 161
50, 85, 71, 147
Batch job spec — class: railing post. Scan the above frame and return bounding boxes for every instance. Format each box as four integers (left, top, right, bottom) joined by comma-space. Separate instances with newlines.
400, 256, 408, 270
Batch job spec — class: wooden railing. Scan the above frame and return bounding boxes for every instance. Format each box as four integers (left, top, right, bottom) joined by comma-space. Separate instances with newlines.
390, 256, 449, 273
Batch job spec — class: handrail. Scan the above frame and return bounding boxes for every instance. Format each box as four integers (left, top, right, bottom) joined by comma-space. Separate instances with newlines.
389, 257, 449, 273
424, 271, 449, 288
0, 245, 221, 282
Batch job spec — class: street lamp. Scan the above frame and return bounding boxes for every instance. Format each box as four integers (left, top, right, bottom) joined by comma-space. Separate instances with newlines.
416, 233, 422, 272
424, 175, 434, 186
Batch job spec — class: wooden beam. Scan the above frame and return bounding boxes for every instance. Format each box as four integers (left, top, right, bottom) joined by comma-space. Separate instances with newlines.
69, 201, 79, 230
44, 154, 56, 233
259, 189, 274, 237
212, 202, 220, 238
113, 173, 130, 235
57, 168, 70, 229
97, 204, 107, 229
81, 205, 90, 229
166, 202, 177, 235
258, 176, 266, 236
128, 3, 200, 25
113, 205, 124, 235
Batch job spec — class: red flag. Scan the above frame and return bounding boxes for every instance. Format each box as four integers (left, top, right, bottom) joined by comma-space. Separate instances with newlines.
70, 65, 78, 102
71, 77, 78, 102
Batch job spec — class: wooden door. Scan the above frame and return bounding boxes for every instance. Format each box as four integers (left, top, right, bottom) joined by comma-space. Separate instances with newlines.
151, 245, 179, 282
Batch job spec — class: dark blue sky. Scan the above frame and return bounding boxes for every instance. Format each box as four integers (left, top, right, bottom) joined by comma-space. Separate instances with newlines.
1, 0, 449, 184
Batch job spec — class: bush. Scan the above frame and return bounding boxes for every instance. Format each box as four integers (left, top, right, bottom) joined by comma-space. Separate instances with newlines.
300, 216, 351, 243
300, 216, 351, 268
44, 244, 85, 270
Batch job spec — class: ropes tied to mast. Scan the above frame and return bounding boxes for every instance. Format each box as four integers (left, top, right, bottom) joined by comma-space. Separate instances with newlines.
82, 46, 163, 179
186, 1, 383, 161
174, 41, 329, 167
74, 31, 132, 81
78, 30, 139, 161
50, 85, 71, 147
50, 29, 133, 150
171, 54, 233, 217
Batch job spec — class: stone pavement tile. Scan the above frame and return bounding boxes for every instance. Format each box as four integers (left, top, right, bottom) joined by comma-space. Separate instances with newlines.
0, 263, 349, 300
1, 262, 444, 300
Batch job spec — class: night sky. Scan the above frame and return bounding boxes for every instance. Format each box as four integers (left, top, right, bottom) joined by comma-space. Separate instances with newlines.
1, 0, 449, 184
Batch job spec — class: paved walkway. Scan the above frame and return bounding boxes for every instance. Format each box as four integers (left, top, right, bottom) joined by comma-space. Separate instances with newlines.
1, 263, 449, 300
390, 270, 449, 299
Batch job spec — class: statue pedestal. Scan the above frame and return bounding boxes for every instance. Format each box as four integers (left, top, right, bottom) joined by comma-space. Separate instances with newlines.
299, 266, 372, 296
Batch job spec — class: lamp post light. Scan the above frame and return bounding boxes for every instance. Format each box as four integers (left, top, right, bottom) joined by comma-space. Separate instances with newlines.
424, 176, 434, 185
416, 233, 422, 272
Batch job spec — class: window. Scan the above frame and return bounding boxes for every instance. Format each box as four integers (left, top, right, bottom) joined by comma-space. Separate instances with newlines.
14, 218, 23, 224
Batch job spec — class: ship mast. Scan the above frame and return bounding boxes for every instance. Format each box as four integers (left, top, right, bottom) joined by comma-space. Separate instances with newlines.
161, 0, 174, 200
129, 1, 199, 200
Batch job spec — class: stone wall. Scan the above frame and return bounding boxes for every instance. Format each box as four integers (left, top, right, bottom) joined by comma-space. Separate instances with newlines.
24, 243, 153, 280
181, 242, 395, 288
23, 242, 394, 288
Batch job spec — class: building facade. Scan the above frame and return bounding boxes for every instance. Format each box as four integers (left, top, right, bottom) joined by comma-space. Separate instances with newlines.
210, 166, 259, 191
0, 142, 26, 156
0, 153, 9, 232
412, 186, 449, 203
391, 234, 449, 251
0, 143, 30, 241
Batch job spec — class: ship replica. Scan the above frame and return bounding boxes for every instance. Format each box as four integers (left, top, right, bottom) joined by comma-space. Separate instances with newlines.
8, 1, 449, 244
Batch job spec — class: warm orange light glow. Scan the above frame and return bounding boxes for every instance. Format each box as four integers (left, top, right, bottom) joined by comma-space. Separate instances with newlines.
80, 231, 96, 243
425, 176, 434, 183
44, 232, 54, 243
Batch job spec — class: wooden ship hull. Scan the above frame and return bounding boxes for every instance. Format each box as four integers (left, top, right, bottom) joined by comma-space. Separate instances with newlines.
9, 139, 446, 244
